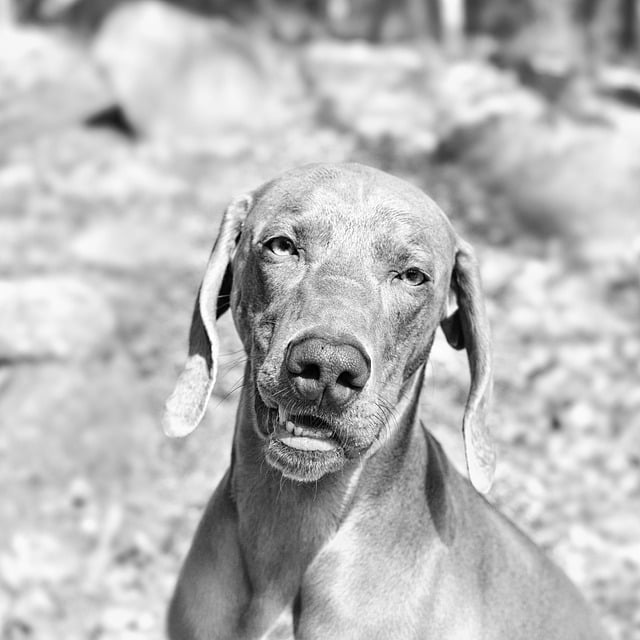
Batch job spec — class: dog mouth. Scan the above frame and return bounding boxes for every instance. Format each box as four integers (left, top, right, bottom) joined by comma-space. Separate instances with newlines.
271, 406, 340, 452
256, 398, 346, 482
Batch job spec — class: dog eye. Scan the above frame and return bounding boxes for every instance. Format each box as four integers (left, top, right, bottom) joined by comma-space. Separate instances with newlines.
399, 268, 429, 286
265, 237, 297, 256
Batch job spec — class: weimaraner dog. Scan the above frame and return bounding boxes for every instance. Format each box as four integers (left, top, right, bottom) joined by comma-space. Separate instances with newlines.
163, 163, 605, 639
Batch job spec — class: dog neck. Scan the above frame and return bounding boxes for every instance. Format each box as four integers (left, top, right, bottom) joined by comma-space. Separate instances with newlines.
227, 366, 432, 602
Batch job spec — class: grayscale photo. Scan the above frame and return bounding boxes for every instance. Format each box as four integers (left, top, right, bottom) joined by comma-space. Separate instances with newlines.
0, 1, 639, 639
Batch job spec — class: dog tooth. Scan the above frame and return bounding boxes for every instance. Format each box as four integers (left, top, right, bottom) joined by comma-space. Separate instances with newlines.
285, 421, 295, 433
278, 405, 287, 425
293, 426, 303, 436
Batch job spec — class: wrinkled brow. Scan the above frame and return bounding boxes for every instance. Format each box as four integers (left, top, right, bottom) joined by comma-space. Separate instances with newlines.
369, 204, 428, 252
372, 235, 433, 269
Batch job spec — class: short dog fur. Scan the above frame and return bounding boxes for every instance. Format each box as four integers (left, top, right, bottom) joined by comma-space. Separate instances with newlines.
163, 163, 605, 639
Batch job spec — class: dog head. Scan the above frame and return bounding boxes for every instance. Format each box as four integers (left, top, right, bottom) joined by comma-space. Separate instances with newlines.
163, 163, 495, 493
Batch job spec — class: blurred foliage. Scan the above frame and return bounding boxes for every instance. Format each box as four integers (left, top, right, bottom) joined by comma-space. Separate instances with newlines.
5, 0, 640, 57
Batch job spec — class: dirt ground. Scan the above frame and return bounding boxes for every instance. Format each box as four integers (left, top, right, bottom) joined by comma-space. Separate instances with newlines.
1, 21, 640, 640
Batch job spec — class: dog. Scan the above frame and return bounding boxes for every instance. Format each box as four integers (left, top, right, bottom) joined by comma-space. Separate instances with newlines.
163, 163, 606, 639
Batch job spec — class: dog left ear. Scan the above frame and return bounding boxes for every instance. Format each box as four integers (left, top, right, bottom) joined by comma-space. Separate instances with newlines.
440, 240, 496, 493
162, 194, 252, 438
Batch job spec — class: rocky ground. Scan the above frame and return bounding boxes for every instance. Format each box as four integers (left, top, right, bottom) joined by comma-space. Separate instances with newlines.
1, 8, 639, 639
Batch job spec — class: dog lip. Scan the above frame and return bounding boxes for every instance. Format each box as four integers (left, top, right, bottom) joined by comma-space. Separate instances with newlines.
268, 405, 342, 454
255, 393, 354, 460
266, 434, 346, 482
258, 391, 336, 430
276, 434, 339, 452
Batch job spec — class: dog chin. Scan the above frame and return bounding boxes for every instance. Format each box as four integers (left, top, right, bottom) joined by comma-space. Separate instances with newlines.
265, 438, 346, 482
253, 392, 349, 481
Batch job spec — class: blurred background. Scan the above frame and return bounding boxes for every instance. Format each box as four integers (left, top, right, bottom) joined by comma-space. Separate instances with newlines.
1, 0, 639, 638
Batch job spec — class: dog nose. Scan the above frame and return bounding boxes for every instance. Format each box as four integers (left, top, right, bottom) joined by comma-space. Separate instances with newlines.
286, 335, 371, 408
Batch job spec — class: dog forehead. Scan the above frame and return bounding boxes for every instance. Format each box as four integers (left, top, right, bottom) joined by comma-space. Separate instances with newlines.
245, 163, 455, 248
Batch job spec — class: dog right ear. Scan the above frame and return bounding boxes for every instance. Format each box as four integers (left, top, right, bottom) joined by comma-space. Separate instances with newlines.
162, 195, 252, 438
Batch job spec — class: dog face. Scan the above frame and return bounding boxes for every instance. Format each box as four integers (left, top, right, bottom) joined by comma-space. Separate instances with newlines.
163, 163, 495, 492
231, 165, 457, 481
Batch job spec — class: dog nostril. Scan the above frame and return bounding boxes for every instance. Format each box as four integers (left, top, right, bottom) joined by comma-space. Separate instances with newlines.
336, 370, 366, 390
299, 363, 320, 381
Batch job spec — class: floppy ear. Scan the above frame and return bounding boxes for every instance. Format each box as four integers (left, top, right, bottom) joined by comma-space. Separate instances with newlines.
440, 240, 495, 493
162, 194, 252, 438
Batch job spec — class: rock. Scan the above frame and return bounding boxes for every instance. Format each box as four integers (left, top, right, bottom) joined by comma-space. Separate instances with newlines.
432, 60, 545, 143
303, 41, 438, 155
427, 57, 640, 258
0, 276, 116, 362
303, 48, 547, 159
70, 218, 203, 271
444, 97, 640, 256
92, 1, 298, 149
0, 26, 113, 148
598, 65, 640, 109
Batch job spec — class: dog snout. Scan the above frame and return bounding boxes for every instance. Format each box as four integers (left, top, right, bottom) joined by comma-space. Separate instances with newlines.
286, 334, 371, 409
